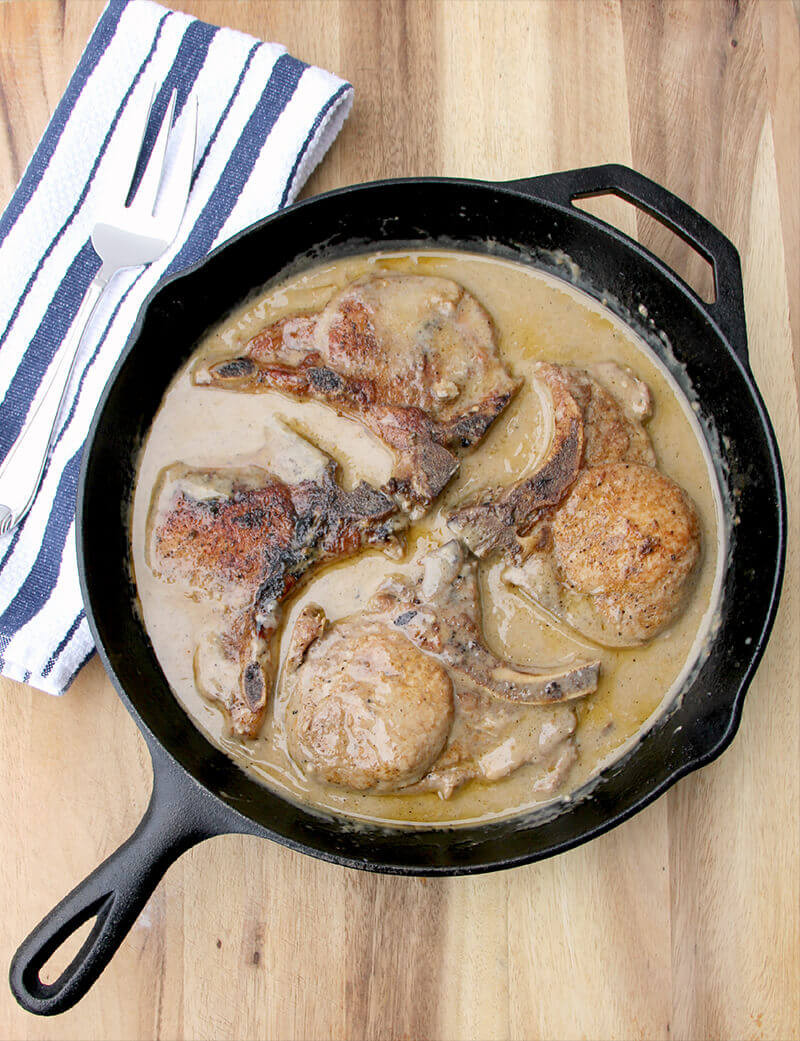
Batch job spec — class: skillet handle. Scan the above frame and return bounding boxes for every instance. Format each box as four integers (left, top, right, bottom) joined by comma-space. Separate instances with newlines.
9, 747, 233, 1016
505, 163, 749, 366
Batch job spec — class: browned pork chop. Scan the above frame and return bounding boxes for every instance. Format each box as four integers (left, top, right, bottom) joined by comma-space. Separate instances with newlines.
147, 420, 404, 737
505, 462, 701, 646
448, 362, 701, 647
448, 361, 655, 557
194, 274, 521, 514
284, 613, 455, 791
282, 541, 599, 797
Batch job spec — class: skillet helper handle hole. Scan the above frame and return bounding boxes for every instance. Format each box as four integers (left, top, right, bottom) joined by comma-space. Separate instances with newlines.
506, 163, 749, 367
9, 759, 226, 1016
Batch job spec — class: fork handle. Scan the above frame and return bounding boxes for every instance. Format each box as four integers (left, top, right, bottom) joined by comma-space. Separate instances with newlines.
0, 274, 108, 535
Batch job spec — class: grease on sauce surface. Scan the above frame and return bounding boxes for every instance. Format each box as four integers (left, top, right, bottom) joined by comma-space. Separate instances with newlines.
131, 250, 724, 827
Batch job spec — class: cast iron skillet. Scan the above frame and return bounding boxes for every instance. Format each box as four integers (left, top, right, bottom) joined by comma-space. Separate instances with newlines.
10, 165, 786, 1015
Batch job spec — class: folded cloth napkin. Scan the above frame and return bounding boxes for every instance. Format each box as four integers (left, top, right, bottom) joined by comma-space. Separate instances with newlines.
0, 0, 353, 695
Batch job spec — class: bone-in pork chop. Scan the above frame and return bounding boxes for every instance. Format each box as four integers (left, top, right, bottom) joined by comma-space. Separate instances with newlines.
282, 542, 599, 796
448, 361, 656, 557
147, 419, 404, 737
194, 274, 520, 514
448, 362, 701, 646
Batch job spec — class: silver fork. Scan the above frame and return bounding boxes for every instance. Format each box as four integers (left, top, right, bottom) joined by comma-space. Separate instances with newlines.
0, 87, 197, 537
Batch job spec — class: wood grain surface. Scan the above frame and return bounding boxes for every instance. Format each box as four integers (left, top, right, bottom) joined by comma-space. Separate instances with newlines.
1, 2, 798, 1039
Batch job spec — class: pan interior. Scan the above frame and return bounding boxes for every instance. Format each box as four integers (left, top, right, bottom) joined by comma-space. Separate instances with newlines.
130, 247, 726, 830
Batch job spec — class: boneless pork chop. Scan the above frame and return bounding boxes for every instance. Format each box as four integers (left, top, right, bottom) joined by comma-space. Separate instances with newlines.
282, 542, 599, 796
284, 612, 455, 792
504, 462, 701, 647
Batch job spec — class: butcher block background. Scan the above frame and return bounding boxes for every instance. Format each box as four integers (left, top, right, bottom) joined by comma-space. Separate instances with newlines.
1, 2, 798, 1039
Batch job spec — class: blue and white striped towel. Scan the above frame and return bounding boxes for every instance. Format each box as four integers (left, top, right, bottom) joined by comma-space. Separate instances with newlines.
0, 0, 353, 696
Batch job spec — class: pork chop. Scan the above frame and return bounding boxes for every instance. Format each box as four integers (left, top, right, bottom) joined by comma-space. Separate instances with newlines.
282, 541, 599, 796
504, 462, 701, 646
194, 274, 521, 515
284, 612, 455, 791
448, 362, 701, 647
147, 419, 404, 737
448, 361, 656, 557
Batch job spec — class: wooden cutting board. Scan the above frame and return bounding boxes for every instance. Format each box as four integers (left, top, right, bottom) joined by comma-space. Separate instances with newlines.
1, 2, 797, 1038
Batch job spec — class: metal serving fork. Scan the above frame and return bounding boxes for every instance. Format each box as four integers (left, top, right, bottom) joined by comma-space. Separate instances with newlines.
0, 87, 197, 536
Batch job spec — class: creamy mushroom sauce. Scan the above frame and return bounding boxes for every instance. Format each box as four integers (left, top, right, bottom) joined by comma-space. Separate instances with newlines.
131, 250, 724, 827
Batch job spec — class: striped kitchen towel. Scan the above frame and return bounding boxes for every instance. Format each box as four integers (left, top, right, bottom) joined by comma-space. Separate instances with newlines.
0, 0, 353, 695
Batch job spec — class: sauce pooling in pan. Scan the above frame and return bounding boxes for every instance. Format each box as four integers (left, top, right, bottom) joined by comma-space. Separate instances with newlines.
131, 250, 724, 827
